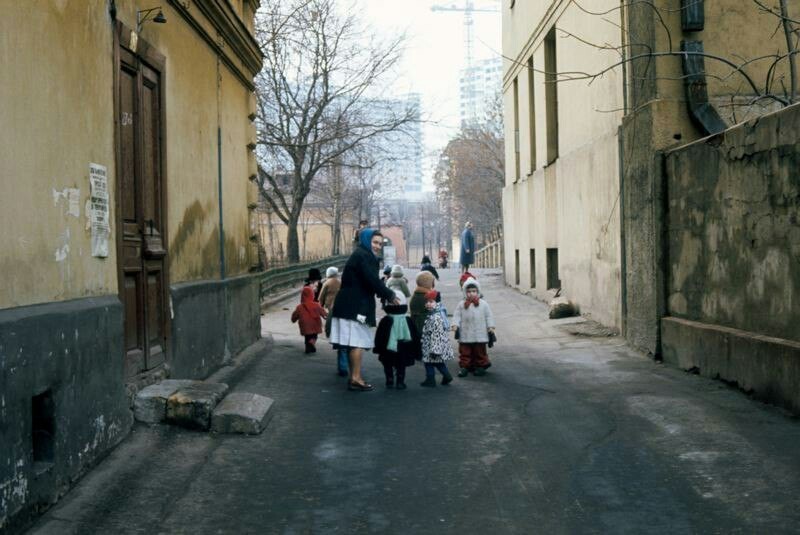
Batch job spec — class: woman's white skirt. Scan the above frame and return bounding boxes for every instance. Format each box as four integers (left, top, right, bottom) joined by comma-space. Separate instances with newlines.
330, 317, 373, 349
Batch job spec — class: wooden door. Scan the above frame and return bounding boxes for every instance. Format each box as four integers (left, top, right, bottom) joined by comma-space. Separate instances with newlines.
117, 42, 168, 378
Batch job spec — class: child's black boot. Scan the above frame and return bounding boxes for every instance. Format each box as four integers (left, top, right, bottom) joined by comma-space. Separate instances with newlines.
420, 375, 436, 388
441, 371, 454, 385
396, 368, 407, 390
384, 367, 394, 388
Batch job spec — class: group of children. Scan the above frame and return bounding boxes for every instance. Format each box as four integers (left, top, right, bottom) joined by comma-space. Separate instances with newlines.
292, 265, 496, 389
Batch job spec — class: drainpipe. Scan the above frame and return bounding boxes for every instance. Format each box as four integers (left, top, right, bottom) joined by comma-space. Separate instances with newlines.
218, 126, 225, 280
216, 56, 226, 280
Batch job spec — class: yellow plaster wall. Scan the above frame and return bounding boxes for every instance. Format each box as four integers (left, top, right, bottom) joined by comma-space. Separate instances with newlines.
502, 0, 623, 328
220, 67, 256, 276
0, 1, 118, 309
0, 1, 260, 311
115, 1, 258, 282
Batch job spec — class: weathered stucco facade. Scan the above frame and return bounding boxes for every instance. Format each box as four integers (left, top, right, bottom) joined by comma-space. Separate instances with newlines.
502, 0, 625, 328
0, 1, 262, 529
504, 0, 791, 331
503, 1, 798, 410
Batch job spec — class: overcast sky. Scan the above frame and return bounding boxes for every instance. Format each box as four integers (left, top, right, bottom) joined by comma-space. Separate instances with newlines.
355, 0, 502, 189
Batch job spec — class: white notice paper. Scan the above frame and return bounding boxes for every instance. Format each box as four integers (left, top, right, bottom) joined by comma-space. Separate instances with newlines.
89, 163, 110, 257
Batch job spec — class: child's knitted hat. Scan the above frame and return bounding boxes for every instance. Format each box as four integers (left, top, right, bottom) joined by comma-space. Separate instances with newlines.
424, 289, 439, 302
391, 264, 404, 277
325, 266, 339, 278
459, 271, 476, 287
416, 271, 435, 289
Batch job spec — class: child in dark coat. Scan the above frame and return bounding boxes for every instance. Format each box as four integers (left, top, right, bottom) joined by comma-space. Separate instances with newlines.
291, 286, 327, 353
373, 291, 420, 390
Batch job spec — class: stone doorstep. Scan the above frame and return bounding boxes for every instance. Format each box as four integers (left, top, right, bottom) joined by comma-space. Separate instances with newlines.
133, 379, 199, 424
166, 383, 230, 431
211, 392, 275, 435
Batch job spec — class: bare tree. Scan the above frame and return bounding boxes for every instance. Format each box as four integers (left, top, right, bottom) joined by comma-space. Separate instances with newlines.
435, 92, 505, 246
254, 0, 416, 262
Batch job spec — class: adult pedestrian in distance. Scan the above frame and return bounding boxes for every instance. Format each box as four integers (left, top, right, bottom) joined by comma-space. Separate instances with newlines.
331, 228, 398, 391
460, 222, 476, 273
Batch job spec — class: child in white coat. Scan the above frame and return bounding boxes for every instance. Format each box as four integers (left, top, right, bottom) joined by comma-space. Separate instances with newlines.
452, 278, 495, 377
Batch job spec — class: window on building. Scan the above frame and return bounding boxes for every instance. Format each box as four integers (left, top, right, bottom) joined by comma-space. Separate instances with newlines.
546, 248, 560, 289
527, 56, 536, 173
544, 28, 559, 164
513, 77, 521, 181
529, 249, 536, 288
515, 249, 521, 285
32, 390, 55, 464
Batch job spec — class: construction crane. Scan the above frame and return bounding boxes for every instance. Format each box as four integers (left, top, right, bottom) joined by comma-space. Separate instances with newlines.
431, 1, 500, 71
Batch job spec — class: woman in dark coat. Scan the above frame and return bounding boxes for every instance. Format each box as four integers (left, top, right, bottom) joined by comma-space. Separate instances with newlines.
330, 228, 398, 391
460, 222, 476, 273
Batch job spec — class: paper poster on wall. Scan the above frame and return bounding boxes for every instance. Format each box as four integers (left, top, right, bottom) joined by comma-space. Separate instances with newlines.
89, 163, 110, 258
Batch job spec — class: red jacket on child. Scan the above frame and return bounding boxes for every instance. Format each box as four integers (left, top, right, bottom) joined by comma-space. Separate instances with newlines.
291, 287, 327, 335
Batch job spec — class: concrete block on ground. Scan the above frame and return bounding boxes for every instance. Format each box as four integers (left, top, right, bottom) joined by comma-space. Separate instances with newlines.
549, 297, 577, 319
134, 380, 198, 423
166, 383, 229, 430
211, 392, 275, 435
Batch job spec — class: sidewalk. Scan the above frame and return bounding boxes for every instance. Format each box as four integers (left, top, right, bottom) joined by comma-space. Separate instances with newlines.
29, 268, 800, 534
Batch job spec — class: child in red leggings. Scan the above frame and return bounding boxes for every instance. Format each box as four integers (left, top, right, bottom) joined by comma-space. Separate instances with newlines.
452, 278, 495, 376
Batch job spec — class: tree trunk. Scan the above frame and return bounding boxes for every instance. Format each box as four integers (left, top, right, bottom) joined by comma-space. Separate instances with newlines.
286, 213, 301, 263
332, 197, 342, 255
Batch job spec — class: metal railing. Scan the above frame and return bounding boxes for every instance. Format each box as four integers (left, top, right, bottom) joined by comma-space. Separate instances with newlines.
259, 255, 348, 301
474, 240, 503, 268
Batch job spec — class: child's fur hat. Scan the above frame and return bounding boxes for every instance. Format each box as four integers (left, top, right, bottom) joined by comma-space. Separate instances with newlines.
416, 271, 435, 289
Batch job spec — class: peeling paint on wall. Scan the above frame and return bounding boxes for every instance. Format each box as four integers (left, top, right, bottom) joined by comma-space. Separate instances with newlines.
52, 187, 80, 218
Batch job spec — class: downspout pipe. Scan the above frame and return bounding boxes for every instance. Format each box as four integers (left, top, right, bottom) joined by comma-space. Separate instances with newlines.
218, 126, 225, 280
680, 40, 727, 136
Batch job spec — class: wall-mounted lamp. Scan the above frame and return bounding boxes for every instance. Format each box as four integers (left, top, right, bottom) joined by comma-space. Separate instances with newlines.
137, 6, 167, 32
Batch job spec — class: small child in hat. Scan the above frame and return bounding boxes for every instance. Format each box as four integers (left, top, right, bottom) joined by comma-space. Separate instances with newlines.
319, 266, 348, 376
305, 268, 323, 301
291, 286, 327, 353
386, 264, 411, 298
452, 277, 495, 376
410, 270, 436, 334
373, 290, 420, 390
420, 289, 455, 387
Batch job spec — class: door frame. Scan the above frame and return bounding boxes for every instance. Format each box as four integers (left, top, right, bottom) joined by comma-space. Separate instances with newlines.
113, 20, 171, 374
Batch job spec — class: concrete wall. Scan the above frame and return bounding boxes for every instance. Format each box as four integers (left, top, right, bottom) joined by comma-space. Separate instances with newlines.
502, 0, 624, 328
0, 297, 131, 531
661, 103, 800, 413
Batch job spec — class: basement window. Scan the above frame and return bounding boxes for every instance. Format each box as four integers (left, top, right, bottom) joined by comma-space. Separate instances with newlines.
546, 248, 560, 290
32, 390, 55, 465
529, 249, 536, 288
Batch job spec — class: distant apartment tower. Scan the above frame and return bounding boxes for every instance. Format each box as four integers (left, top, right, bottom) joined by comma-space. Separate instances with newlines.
368, 94, 424, 201
460, 56, 502, 127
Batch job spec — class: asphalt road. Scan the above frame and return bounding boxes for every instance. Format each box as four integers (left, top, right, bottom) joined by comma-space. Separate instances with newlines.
30, 269, 800, 534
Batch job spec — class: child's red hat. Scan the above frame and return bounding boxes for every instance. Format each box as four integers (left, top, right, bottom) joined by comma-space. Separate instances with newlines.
459, 272, 475, 286
424, 289, 439, 301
